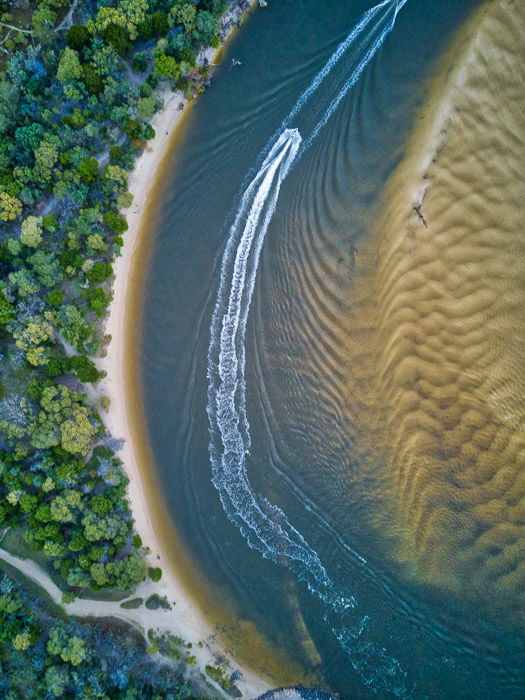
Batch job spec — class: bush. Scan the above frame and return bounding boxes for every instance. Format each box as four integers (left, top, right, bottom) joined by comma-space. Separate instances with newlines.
176, 76, 190, 93
83, 286, 110, 318
145, 594, 170, 610
152, 11, 169, 36
120, 597, 143, 609
141, 124, 155, 141
205, 664, 232, 690
148, 567, 162, 582
178, 46, 197, 66
123, 118, 142, 140
109, 145, 123, 164
44, 356, 68, 378
140, 82, 153, 98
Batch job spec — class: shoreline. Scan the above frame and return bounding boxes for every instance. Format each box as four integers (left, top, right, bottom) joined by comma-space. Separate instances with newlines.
97, 3, 275, 698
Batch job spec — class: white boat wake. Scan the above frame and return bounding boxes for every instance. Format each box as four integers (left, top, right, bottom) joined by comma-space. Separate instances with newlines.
207, 1, 413, 696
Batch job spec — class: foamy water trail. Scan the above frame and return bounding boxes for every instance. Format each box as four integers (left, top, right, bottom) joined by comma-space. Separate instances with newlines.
281, 0, 391, 129
301, 0, 407, 153
207, 1, 412, 695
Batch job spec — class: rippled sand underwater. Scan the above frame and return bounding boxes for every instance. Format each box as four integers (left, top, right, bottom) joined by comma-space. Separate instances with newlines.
341, 0, 525, 625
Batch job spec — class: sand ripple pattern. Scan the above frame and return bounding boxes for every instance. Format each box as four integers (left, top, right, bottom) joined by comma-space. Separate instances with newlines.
354, 0, 525, 622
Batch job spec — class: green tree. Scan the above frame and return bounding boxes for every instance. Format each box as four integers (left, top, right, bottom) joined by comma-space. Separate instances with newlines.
171, 3, 196, 33
13, 316, 54, 366
45, 289, 64, 308
44, 665, 70, 697
103, 164, 127, 192
81, 64, 105, 95
28, 250, 63, 287
0, 394, 34, 440
102, 23, 131, 57
91, 0, 149, 41
137, 96, 155, 119
193, 10, 219, 44
66, 25, 91, 51
8, 269, 41, 298
12, 631, 32, 650
57, 48, 83, 83
86, 261, 113, 284
77, 157, 99, 183
60, 406, 98, 455
42, 214, 59, 233
70, 355, 103, 383
47, 627, 88, 666
34, 140, 59, 183
152, 49, 180, 80
31, 5, 57, 43
0, 289, 15, 325
20, 216, 43, 247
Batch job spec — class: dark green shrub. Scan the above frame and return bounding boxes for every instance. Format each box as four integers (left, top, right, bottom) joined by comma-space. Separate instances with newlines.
81, 64, 105, 96
102, 23, 130, 57
66, 25, 91, 51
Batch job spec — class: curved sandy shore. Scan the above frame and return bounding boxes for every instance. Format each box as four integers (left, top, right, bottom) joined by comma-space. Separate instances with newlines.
94, 4, 274, 697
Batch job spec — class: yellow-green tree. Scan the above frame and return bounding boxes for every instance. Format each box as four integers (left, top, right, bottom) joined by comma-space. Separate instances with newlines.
20, 216, 43, 248
0, 192, 23, 221
60, 406, 97, 455
90, 0, 149, 40
13, 316, 54, 366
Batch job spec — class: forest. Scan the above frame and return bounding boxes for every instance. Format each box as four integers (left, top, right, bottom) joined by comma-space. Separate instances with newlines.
0, 0, 248, 695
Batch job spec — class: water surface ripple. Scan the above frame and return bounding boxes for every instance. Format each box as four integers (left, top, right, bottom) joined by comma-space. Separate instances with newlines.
207, 1, 412, 695
139, 0, 525, 696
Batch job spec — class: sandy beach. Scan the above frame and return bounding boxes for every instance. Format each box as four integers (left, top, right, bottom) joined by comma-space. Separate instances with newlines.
96, 3, 275, 697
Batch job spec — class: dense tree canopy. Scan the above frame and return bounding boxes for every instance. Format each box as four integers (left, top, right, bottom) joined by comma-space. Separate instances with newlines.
0, 0, 252, 694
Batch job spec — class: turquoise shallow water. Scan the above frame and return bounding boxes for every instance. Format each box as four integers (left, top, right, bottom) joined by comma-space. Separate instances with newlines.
139, 1, 525, 697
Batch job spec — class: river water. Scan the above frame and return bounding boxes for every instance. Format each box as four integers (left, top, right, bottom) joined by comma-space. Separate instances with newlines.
138, 1, 525, 697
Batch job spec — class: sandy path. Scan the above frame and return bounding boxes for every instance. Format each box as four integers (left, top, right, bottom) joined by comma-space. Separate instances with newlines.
0, 546, 255, 698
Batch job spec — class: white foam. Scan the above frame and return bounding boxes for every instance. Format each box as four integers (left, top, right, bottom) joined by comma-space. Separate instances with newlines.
206, 1, 413, 695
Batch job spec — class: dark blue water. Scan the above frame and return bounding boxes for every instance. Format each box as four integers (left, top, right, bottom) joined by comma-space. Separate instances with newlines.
139, 1, 525, 697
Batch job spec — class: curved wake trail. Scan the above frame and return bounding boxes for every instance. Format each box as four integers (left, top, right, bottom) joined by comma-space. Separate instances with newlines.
207, 1, 413, 696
